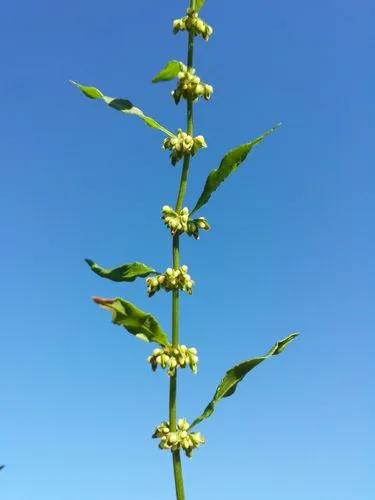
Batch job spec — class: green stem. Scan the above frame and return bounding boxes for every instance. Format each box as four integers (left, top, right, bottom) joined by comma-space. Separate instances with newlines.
169, 2, 195, 499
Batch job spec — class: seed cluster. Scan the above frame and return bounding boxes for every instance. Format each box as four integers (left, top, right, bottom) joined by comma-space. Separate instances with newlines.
146, 265, 194, 297
162, 205, 210, 239
153, 419, 205, 458
148, 345, 198, 376
163, 130, 207, 166
172, 65, 213, 104
173, 8, 213, 41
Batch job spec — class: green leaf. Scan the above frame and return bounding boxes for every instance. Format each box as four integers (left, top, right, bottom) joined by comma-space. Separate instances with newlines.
85, 259, 157, 282
93, 297, 169, 346
152, 60, 182, 83
70, 80, 175, 137
195, 0, 206, 12
73, 83, 104, 99
190, 333, 299, 428
190, 124, 281, 215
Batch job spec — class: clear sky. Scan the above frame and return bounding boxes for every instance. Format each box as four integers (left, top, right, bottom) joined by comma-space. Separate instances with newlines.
1, 0, 374, 499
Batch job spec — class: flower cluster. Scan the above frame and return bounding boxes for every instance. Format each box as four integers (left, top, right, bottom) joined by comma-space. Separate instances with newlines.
173, 8, 213, 41
187, 217, 211, 239
161, 205, 210, 239
146, 265, 194, 297
172, 65, 213, 104
153, 419, 205, 458
162, 205, 189, 234
148, 345, 198, 376
163, 130, 206, 166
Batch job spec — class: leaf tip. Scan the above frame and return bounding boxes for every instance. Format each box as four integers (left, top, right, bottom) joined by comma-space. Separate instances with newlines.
92, 296, 115, 306
289, 331, 300, 339
70, 81, 104, 99
85, 258, 94, 267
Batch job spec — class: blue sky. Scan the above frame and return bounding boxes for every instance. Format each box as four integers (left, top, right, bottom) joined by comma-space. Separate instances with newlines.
1, 0, 374, 499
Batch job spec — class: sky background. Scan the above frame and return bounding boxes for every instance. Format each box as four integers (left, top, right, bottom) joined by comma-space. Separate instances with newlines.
1, 0, 374, 499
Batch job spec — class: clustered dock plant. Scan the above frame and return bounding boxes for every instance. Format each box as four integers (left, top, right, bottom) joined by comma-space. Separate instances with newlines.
71, 1, 299, 498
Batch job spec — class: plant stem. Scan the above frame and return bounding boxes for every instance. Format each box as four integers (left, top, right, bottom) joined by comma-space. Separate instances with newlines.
169, 2, 195, 499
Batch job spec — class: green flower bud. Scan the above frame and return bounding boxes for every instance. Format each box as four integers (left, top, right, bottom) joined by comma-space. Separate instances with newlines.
168, 432, 179, 445
182, 438, 191, 450
190, 354, 199, 364
159, 438, 170, 450
161, 354, 170, 367
196, 19, 204, 31
177, 418, 190, 431
169, 357, 177, 368
192, 432, 205, 446
178, 356, 186, 367
204, 84, 214, 100
195, 83, 204, 95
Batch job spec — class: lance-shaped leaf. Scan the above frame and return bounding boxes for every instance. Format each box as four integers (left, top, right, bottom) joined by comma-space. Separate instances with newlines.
93, 297, 169, 346
190, 333, 299, 428
152, 60, 182, 83
195, 0, 206, 12
85, 259, 157, 282
70, 81, 175, 137
190, 124, 281, 215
